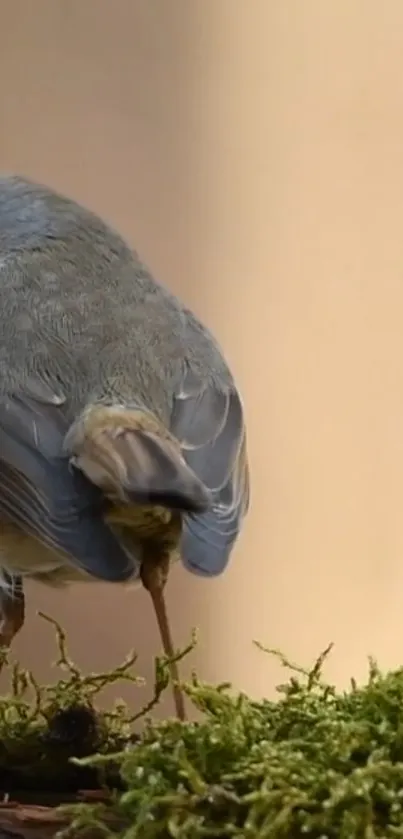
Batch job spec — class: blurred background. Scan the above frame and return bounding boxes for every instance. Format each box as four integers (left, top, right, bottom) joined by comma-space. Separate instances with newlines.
1, 0, 403, 714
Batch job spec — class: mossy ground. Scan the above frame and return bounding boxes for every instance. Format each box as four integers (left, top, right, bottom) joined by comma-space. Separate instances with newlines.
0, 611, 178, 796
3, 620, 403, 837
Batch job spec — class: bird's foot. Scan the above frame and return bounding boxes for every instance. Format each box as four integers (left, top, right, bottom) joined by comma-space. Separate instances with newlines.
0, 576, 25, 670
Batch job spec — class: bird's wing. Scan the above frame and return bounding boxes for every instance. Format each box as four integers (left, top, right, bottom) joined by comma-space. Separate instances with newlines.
0, 388, 135, 582
170, 364, 250, 576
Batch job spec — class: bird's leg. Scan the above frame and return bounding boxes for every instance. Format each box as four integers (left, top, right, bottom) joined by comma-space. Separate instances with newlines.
140, 550, 186, 722
0, 575, 25, 671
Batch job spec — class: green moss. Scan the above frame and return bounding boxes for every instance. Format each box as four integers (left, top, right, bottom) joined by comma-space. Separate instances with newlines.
0, 611, 186, 794
4, 619, 403, 836
62, 642, 403, 838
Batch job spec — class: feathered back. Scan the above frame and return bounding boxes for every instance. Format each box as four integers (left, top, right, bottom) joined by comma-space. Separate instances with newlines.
0, 175, 250, 576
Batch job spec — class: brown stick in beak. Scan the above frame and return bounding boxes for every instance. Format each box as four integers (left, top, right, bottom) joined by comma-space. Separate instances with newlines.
140, 553, 186, 722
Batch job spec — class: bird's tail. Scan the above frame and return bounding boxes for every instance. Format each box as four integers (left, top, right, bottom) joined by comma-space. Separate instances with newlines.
64, 404, 211, 513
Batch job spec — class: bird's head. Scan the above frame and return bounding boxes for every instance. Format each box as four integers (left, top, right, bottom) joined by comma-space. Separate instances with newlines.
65, 403, 210, 511
63, 402, 211, 578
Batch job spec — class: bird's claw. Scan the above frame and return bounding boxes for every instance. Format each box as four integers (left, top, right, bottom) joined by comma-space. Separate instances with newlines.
0, 586, 25, 669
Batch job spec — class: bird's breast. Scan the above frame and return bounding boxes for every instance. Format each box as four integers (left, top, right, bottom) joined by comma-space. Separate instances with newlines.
0, 522, 86, 585
0, 505, 182, 588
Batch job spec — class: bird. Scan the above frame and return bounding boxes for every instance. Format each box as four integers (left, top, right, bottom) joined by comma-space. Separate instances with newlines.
0, 175, 250, 719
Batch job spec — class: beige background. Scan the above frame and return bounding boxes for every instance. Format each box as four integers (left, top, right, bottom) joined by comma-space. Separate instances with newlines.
1, 0, 403, 714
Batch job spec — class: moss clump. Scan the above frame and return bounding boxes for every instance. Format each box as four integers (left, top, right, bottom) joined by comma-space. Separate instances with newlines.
61, 642, 403, 838
3, 621, 403, 836
0, 611, 185, 795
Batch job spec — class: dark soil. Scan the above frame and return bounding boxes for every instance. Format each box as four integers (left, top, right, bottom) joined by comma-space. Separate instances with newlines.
0, 704, 133, 798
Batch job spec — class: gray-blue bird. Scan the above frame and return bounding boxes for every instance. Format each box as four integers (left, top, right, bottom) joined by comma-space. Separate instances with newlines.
0, 175, 250, 717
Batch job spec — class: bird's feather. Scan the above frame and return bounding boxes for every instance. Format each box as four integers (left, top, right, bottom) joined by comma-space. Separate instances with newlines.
171, 364, 250, 576
0, 391, 136, 582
